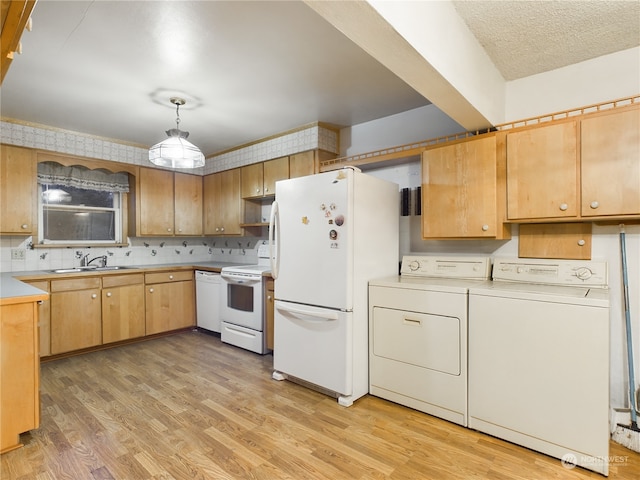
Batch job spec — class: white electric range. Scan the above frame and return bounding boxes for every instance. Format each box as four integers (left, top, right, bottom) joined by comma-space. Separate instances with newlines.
219, 243, 271, 354
368, 255, 491, 426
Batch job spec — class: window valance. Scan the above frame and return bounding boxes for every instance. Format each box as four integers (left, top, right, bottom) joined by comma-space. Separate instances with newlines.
37, 161, 130, 193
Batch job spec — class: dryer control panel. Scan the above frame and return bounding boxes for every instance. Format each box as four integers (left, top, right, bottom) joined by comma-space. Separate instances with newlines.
400, 256, 491, 280
492, 257, 608, 288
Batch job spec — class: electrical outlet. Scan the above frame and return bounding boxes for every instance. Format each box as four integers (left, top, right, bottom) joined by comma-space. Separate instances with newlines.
11, 248, 26, 260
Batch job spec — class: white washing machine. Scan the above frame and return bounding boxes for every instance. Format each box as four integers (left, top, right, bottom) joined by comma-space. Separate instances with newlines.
468, 258, 610, 475
369, 256, 491, 426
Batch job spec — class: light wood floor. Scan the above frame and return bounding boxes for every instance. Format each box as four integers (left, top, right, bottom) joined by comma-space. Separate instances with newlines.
2, 331, 639, 479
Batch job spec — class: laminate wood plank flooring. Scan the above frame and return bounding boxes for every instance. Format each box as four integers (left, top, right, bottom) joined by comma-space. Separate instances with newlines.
2, 331, 639, 479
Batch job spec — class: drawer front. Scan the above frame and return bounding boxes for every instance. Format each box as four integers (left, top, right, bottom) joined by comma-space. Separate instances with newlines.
145, 270, 193, 284
102, 273, 144, 288
50, 276, 101, 292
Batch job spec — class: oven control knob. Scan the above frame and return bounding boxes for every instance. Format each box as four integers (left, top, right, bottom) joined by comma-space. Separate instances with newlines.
575, 267, 592, 280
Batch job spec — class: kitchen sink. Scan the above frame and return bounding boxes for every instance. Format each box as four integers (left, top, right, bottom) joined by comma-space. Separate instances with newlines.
51, 266, 137, 273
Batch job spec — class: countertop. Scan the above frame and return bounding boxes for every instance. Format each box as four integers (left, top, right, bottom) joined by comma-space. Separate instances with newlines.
1, 261, 265, 301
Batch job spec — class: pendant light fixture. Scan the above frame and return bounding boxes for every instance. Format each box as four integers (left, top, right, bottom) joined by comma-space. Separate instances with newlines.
149, 97, 205, 169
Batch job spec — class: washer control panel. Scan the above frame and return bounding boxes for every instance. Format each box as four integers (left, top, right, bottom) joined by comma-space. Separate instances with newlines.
400, 256, 491, 280
492, 257, 608, 287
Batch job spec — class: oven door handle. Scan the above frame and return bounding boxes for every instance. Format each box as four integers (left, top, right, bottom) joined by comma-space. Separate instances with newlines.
276, 302, 339, 322
220, 273, 260, 285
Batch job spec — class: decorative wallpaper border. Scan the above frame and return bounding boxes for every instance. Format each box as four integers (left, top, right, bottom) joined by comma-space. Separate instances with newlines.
0, 120, 338, 175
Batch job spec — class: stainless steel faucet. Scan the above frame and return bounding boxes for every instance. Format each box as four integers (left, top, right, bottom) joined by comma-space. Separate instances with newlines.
82, 255, 107, 268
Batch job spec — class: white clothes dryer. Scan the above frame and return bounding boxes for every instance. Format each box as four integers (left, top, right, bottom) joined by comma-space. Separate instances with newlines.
368, 256, 491, 426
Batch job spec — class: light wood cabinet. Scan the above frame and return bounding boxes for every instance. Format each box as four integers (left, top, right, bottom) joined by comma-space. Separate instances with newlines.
422, 135, 509, 239
265, 278, 274, 351
174, 172, 203, 235
23, 280, 51, 358
145, 270, 195, 335
137, 167, 175, 235
0, 144, 36, 235
0, 296, 43, 453
289, 151, 316, 178
204, 169, 243, 235
506, 121, 578, 220
241, 156, 289, 198
102, 274, 145, 344
135, 168, 204, 236
581, 107, 640, 217
50, 277, 102, 354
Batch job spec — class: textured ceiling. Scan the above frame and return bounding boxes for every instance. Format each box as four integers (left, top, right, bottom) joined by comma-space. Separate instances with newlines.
453, 0, 640, 81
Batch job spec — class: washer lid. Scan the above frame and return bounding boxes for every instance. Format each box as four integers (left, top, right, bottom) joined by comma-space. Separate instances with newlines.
370, 275, 491, 294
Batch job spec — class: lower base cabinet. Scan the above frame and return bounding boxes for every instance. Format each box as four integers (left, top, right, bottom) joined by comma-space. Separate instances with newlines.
50, 277, 102, 355
102, 274, 145, 344
1, 298, 43, 453
145, 271, 195, 335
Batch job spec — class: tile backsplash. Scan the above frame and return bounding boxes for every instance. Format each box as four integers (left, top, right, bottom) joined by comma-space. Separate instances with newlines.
0, 236, 267, 273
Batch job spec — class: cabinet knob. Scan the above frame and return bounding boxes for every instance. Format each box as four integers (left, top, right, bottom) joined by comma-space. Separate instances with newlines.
169, 275, 174, 280
267, 295, 272, 300
590, 201, 599, 209
559, 203, 568, 211
91, 293, 97, 299
578, 239, 586, 246
481, 224, 489, 231
265, 187, 269, 193
178, 228, 183, 232
21, 223, 28, 229
167, 228, 172, 232
256, 188, 260, 194
106, 292, 112, 297
215, 227, 220, 232
149, 288, 154, 293
220, 227, 225, 232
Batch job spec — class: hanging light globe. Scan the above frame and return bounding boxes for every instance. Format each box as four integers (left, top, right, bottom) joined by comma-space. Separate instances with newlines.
149, 97, 205, 169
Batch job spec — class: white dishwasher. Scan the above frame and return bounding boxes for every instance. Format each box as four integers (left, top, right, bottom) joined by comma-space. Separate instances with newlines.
468, 258, 610, 475
195, 271, 222, 333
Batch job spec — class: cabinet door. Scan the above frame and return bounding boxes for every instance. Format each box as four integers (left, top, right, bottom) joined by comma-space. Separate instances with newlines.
506, 122, 578, 220
241, 163, 263, 198
0, 145, 35, 234
174, 172, 203, 235
50, 289, 102, 354
24, 280, 50, 358
203, 172, 221, 235
138, 167, 175, 235
422, 136, 498, 238
0, 302, 39, 453
102, 283, 145, 343
581, 108, 640, 217
263, 156, 289, 195
145, 280, 195, 335
219, 169, 243, 235
289, 151, 316, 178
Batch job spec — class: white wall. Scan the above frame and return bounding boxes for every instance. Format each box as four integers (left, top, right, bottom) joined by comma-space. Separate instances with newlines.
505, 47, 640, 122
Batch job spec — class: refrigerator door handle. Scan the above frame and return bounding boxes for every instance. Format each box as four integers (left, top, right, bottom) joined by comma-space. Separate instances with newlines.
269, 200, 280, 279
277, 302, 340, 321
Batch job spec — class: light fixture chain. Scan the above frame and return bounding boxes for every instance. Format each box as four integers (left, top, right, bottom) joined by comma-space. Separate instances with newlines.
175, 102, 181, 128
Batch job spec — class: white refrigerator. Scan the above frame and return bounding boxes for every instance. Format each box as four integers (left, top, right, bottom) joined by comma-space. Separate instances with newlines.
269, 167, 399, 406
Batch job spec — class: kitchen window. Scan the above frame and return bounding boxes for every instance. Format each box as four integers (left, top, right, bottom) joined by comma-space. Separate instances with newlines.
37, 161, 130, 245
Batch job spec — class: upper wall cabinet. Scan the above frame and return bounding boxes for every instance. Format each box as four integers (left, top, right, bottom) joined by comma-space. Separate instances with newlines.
506, 121, 578, 221
241, 156, 289, 199
422, 134, 510, 239
581, 107, 640, 218
133, 167, 203, 236
204, 169, 243, 236
174, 172, 203, 235
506, 104, 640, 223
0, 144, 36, 235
